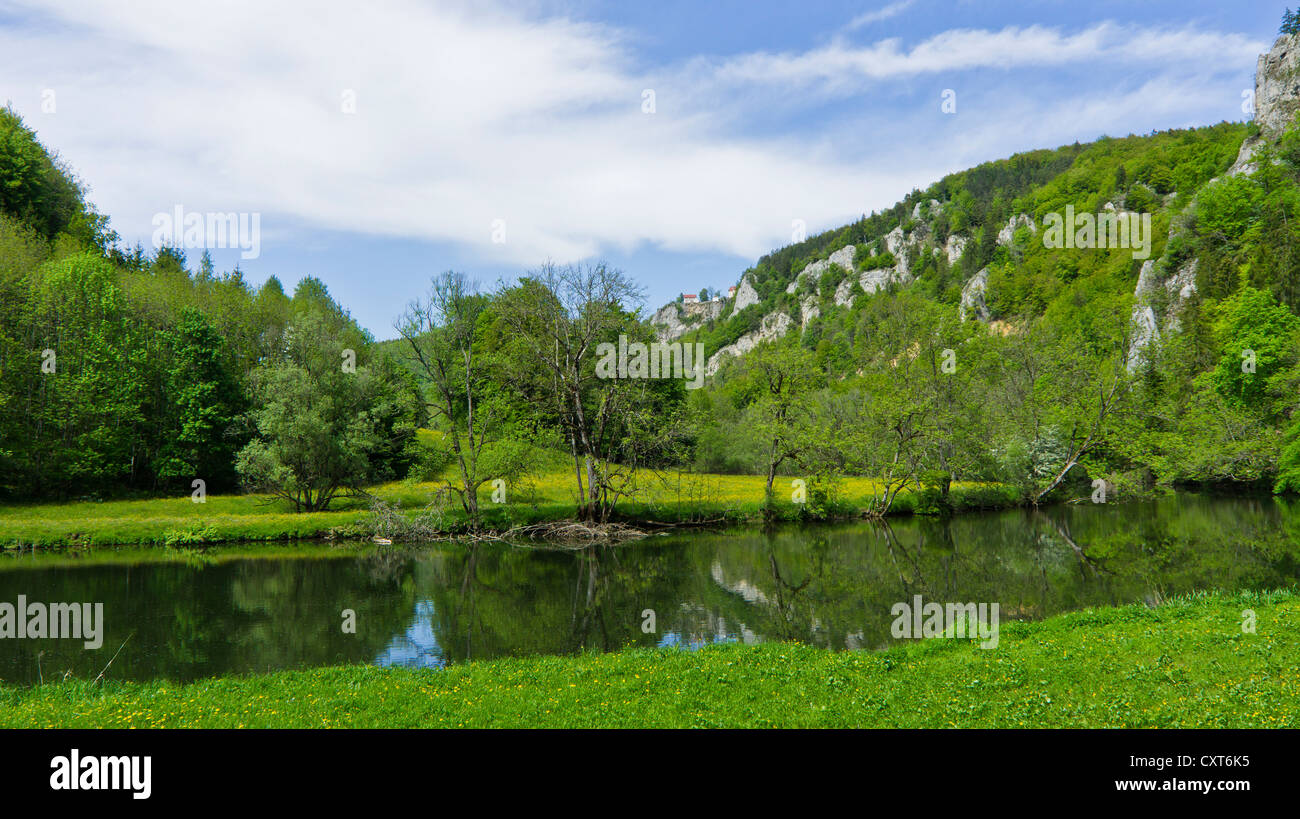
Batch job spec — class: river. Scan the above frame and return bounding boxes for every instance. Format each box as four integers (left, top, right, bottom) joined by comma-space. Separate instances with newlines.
1, 492, 1297, 684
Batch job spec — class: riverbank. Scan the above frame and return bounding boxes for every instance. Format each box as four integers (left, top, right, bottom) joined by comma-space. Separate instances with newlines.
3, 589, 1293, 728
0, 473, 1019, 549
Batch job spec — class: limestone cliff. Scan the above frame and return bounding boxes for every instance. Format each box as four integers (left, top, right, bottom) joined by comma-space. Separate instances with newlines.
649, 31, 1300, 375
1230, 32, 1300, 176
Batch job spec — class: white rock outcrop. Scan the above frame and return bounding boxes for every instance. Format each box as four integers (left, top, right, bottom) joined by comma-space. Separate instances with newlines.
1126, 258, 1200, 370
800, 295, 820, 329
833, 277, 856, 306
1228, 138, 1261, 177
959, 267, 990, 321
1126, 261, 1160, 371
882, 225, 906, 255
997, 214, 1036, 246
882, 226, 914, 276
944, 234, 968, 265
651, 299, 724, 342
1228, 32, 1300, 177
706, 311, 794, 375
651, 303, 684, 341
732, 276, 760, 312
786, 246, 855, 294
859, 265, 910, 295
911, 198, 942, 220
1254, 32, 1300, 139
1166, 259, 1198, 302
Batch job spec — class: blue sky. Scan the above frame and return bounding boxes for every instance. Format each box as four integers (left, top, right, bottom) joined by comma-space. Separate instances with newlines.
0, 0, 1284, 337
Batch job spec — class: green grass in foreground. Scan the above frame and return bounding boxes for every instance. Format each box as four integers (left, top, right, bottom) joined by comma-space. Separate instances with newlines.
2, 589, 1295, 728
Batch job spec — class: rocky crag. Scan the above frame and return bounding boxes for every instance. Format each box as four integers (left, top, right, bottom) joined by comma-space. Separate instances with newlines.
653, 30, 1300, 376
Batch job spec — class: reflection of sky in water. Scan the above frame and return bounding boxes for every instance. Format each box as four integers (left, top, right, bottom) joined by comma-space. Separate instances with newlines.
374, 562, 771, 667
657, 631, 740, 651
374, 600, 447, 669
374, 597, 754, 668
8, 496, 1298, 685
657, 606, 756, 650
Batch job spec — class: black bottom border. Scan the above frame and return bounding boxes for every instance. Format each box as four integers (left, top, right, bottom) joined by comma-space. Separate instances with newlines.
0, 727, 1288, 808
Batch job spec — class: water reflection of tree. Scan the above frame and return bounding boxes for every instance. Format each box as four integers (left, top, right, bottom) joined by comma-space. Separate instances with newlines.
227, 556, 417, 674
568, 547, 613, 654
411, 543, 693, 663
0, 557, 417, 684
1035, 510, 1108, 580
7, 495, 1300, 684
763, 532, 813, 641
735, 510, 1167, 643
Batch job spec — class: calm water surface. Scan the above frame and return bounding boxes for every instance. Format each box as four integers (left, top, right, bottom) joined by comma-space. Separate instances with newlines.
1, 493, 1298, 684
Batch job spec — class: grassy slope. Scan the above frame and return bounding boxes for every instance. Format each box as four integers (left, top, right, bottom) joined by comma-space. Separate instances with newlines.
3, 590, 1294, 728
0, 472, 1015, 548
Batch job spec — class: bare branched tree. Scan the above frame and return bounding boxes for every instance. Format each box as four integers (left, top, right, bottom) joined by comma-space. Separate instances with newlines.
397, 271, 498, 524
493, 262, 652, 521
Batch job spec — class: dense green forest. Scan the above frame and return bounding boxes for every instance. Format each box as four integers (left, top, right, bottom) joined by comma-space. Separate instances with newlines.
0, 106, 682, 518
5, 98, 1300, 523
0, 107, 420, 504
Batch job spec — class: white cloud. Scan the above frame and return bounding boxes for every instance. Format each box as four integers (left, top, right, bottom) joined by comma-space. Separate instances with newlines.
847, 1, 916, 31
2, 0, 933, 264
706, 22, 1263, 90
0, 1, 1267, 271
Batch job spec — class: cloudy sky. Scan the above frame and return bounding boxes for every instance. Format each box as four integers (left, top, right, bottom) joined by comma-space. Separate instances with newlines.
0, 0, 1279, 336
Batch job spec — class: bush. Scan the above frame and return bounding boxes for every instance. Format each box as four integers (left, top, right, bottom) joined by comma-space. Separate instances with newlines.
914, 470, 953, 515
1196, 175, 1263, 241
854, 247, 897, 272
406, 430, 456, 481
1274, 416, 1300, 494
162, 524, 218, 548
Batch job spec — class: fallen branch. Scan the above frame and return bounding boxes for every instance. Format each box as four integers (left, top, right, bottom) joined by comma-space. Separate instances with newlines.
93, 632, 134, 685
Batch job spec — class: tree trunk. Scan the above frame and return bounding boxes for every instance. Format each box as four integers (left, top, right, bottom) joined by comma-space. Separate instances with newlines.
1034, 447, 1085, 504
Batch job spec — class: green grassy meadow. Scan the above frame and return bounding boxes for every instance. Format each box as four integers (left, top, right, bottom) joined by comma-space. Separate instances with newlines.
3, 589, 1293, 728
0, 470, 1019, 549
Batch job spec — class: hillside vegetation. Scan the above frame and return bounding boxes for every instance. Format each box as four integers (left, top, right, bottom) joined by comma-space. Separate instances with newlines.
4, 88, 1300, 531
668, 116, 1300, 498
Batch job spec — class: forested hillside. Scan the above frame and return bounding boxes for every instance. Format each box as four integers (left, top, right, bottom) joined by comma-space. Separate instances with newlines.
0, 107, 420, 503
660, 94, 1300, 499
672, 123, 1250, 347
